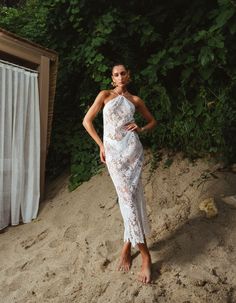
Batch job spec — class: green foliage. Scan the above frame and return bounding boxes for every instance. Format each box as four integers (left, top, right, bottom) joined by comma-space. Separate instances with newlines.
0, 0, 47, 43
1, 0, 236, 189
68, 132, 102, 191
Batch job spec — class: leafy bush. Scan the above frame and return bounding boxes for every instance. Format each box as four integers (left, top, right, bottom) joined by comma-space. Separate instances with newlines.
1, 0, 235, 189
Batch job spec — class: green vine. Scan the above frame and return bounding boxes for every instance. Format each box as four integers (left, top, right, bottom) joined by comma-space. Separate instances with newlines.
0, 0, 235, 189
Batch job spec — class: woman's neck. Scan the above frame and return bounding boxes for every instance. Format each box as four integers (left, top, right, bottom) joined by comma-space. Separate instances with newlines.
114, 87, 128, 95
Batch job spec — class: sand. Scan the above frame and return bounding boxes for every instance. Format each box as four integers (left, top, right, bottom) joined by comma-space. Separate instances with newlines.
0, 151, 236, 303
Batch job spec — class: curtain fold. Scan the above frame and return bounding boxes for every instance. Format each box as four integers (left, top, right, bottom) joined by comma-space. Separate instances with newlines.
0, 62, 40, 230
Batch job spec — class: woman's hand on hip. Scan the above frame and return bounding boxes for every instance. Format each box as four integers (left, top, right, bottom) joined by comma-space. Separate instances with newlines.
124, 122, 141, 133
100, 145, 106, 163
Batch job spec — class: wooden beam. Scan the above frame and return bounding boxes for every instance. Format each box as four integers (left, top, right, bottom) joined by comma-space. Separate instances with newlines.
0, 28, 57, 61
39, 56, 50, 201
0, 36, 41, 64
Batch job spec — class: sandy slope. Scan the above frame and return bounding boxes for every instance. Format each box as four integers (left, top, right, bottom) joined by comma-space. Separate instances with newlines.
0, 151, 236, 303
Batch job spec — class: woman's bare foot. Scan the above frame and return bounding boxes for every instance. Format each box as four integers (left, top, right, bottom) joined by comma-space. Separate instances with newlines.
137, 255, 152, 284
137, 238, 152, 284
117, 241, 132, 272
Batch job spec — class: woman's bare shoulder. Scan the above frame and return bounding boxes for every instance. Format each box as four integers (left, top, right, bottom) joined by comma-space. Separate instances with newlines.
97, 89, 115, 99
93, 90, 110, 105
129, 94, 145, 107
132, 94, 144, 102
97, 90, 110, 98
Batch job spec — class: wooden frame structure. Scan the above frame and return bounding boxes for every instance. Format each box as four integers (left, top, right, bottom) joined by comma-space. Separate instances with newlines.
0, 28, 58, 200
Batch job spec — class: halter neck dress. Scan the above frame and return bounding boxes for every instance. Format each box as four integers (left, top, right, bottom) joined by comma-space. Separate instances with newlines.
103, 93, 150, 247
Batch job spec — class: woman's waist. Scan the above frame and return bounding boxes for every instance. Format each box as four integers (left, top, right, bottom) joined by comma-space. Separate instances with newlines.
103, 132, 142, 150
103, 118, 135, 129
104, 128, 138, 140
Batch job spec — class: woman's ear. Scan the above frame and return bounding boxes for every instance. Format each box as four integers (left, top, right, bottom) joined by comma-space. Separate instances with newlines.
111, 76, 116, 87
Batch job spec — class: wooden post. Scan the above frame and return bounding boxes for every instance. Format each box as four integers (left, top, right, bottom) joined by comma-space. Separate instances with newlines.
39, 56, 50, 201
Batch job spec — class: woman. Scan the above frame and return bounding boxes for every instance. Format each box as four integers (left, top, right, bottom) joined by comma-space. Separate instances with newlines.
83, 63, 157, 284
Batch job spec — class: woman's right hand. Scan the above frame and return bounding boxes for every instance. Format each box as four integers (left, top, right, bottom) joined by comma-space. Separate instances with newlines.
100, 145, 106, 163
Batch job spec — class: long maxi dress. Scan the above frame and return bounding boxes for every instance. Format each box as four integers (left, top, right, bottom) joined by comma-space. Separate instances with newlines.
103, 93, 151, 248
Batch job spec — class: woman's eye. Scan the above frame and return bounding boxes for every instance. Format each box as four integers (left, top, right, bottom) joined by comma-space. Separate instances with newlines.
113, 71, 126, 77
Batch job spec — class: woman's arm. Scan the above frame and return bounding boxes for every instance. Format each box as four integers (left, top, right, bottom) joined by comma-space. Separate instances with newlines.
124, 96, 157, 133
82, 90, 108, 163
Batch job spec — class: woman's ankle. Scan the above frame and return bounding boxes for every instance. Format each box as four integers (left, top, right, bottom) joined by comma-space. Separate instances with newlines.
122, 241, 131, 252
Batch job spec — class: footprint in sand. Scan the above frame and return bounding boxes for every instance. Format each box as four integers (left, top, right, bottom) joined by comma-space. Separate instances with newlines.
63, 224, 78, 242
20, 254, 45, 272
20, 229, 49, 249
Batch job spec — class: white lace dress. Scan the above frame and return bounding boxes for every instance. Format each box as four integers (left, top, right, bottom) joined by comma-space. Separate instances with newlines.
103, 94, 151, 247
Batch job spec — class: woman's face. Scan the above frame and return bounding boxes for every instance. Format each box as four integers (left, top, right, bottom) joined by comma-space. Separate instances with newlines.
112, 65, 129, 88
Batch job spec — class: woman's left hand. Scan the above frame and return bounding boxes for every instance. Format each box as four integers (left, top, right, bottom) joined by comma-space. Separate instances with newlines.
124, 122, 142, 133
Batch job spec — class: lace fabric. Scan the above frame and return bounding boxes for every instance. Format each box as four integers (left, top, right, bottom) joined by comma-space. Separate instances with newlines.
103, 95, 151, 247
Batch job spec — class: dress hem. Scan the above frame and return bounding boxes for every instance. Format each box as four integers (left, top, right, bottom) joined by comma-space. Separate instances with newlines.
124, 230, 151, 248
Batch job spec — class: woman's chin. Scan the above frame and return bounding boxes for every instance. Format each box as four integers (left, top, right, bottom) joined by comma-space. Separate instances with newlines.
117, 83, 126, 87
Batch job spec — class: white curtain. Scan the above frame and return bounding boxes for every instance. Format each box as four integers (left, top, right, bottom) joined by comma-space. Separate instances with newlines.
0, 61, 40, 230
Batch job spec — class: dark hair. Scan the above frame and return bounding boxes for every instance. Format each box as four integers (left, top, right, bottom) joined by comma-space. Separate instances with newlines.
111, 62, 129, 73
